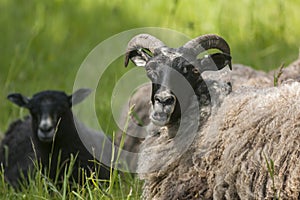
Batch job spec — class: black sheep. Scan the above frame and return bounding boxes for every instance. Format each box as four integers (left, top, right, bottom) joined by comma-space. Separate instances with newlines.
2, 88, 112, 188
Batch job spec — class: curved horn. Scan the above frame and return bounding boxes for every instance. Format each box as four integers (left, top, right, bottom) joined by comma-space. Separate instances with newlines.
125, 34, 165, 67
183, 34, 230, 55
183, 34, 231, 69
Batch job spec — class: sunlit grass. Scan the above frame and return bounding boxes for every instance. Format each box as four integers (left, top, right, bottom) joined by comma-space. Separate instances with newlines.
0, 158, 141, 200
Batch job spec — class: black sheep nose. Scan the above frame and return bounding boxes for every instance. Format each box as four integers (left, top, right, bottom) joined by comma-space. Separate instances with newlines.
155, 95, 175, 106
39, 124, 53, 132
39, 116, 54, 132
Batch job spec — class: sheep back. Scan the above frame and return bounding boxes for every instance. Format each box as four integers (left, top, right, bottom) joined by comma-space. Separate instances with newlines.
140, 81, 300, 199
0, 116, 36, 189
207, 81, 300, 199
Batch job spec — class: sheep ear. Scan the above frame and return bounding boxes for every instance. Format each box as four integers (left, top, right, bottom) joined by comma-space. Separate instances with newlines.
125, 48, 153, 67
69, 88, 92, 106
7, 93, 30, 108
197, 53, 232, 73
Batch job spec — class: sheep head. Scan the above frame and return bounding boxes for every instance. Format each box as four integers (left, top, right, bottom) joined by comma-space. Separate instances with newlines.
125, 34, 231, 127
7, 89, 91, 142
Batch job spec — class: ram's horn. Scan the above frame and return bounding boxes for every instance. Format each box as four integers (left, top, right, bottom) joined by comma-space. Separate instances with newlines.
183, 34, 231, 69
125, 34, 165, 67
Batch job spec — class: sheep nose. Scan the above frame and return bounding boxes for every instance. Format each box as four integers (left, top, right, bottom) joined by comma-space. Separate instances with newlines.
39, 116, 54, 132
154, 95, 175, 106
40, 124, 53, 132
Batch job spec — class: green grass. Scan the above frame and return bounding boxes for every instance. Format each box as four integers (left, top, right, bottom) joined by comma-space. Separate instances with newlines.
0, 155, 142, 200
1, 0, 300, 199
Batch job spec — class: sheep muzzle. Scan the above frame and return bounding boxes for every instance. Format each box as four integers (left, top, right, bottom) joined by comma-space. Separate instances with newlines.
150, 90, 176, 126
37, 115, 56, 142
37, 128, 55, 142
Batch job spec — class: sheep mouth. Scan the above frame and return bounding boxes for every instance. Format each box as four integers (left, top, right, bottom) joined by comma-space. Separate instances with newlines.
150, 112, 170, 126
37, 128, 55, 142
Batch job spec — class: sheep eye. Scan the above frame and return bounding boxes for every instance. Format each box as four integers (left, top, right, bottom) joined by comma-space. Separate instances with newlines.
146, 70, 159, 81
146, 61, 158, 70
154, 96, 161, 103
165, 96, 175, 105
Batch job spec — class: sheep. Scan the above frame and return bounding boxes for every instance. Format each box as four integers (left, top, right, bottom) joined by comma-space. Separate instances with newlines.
3, 88, 112, 188
124, 33, 232, 131
0, 116, 35, 189
116, 38, 273, 158
124, 33, 300, 199
116, 33, 232, 172
137, 81, 300, 199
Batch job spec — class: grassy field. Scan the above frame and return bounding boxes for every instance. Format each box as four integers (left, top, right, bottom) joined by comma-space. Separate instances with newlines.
0, 0, 300, 199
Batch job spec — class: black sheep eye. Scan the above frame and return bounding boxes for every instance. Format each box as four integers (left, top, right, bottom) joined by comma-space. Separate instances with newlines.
154, 96, 161, 103
146, 70, 159, 81
146, 62, 157, 71
146, 62, 164, 81
165, 96, 175, 105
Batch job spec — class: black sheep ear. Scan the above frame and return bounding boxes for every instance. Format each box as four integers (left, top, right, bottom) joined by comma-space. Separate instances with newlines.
7, 93, 30, 108
69, 88, 92, 107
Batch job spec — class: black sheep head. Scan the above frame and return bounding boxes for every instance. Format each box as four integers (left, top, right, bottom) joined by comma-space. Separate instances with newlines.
124, 34, 231, 126
7, 89, 91, 142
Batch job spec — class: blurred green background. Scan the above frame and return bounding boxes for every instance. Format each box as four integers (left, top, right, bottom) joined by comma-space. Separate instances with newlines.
1, 0, 300, 134
0, 0, 300, 198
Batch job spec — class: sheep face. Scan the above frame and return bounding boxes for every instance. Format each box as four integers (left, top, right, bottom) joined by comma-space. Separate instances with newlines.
125, 34, 231, 126
26, 91, 69, 142
7, 89, 91, 142
145, 54, 202, 126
